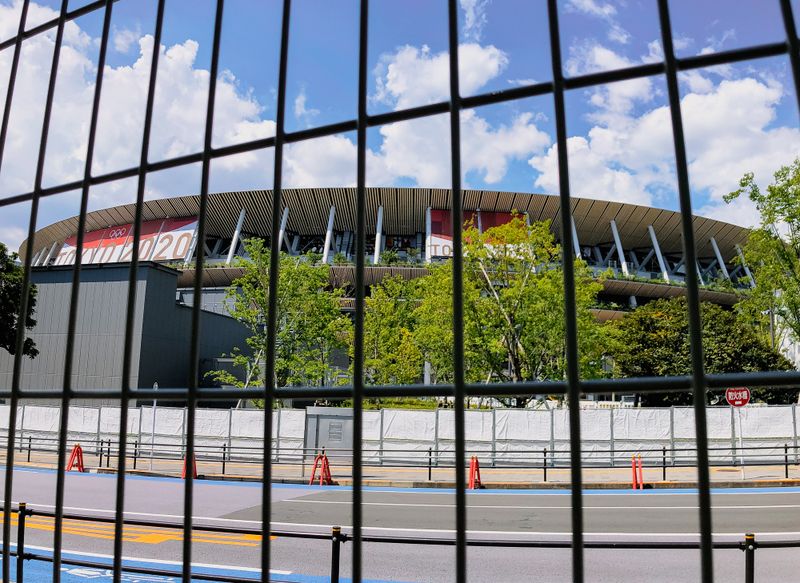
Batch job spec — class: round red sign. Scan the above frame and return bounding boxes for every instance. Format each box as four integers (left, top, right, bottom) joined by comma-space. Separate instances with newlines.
725, 387, 751, 407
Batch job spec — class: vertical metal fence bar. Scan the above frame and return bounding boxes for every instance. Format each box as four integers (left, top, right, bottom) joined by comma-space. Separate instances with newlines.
8, 0, 71, 579
656, 2, 713, 581
114, 0, 166, 578
55, 1, 113, 581
446, 1, 467, 580
0, 0, 28, 175
263, 1, 293, 579
352, 0, 370, 581
779, 0, 800, 114
546, 2, 584, 580
0, 2, 31, 577
183, 1, 226, 580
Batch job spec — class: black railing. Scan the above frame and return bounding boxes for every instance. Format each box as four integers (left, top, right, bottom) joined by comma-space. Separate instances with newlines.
5, 503, 795, 583
4, 1, 800, 582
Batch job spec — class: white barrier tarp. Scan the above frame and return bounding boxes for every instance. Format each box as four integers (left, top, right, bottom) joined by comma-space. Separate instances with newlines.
279, 409, 305, 439
68, 407, 99, 435
612, 408, 670, 440
383, 409, 436, 441
738, 406, 794, 438
6, 404, 800, 464
495, 409, 550, 442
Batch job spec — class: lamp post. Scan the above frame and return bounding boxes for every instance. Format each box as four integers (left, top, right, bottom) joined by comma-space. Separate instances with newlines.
149, 382, 158, 470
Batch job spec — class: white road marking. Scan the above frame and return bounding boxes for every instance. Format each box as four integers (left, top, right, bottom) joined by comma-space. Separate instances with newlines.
284, 499, 800, 510
268, 523, 800, 538
22, 544, 291, 574
10, 502, 261, 525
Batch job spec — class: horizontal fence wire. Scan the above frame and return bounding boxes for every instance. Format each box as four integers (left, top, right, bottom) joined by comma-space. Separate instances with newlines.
1, 1, 800, 583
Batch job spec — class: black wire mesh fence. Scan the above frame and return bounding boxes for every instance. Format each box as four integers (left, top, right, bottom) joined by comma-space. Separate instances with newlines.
3, 1, 800, 582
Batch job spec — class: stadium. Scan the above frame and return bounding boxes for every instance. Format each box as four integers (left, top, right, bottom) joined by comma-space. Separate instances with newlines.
2, 187, 754, 400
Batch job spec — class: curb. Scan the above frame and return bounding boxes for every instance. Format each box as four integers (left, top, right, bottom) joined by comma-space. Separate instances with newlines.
91, 468, 800, 489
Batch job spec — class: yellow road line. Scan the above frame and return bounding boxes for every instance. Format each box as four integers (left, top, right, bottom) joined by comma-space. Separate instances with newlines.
1, 515, 273, 547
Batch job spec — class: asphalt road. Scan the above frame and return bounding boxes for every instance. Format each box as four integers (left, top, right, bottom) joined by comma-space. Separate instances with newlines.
3, 467, 800, 582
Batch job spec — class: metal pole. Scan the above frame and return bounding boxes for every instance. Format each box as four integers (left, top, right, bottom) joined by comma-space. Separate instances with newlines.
107, 439, 112, 468
133, 440, 138, 470
743, 533, 755, 583
330, 526, 342, 583
16, 502, 26, 583
428, 447, 432, 481
785, 443, 789, 479
662, 445, 667, 481
543, 448, 547, 482
222, 443, 227, 475
150, 382, 158, 470
27, 436, 31, 463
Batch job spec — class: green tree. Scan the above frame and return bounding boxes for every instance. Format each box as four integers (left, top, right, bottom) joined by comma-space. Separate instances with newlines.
611, 297, 795, 405
726, 159, 800, 348
0, 242, 37, 358
413, 215, 612, 405
206, 239, 352, 399
360, 275, 423, 385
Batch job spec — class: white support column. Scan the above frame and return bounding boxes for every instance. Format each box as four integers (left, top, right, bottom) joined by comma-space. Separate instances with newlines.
226, 208, 247, 265
183, 222, 200, 267
476, 208, 482, 233
696, 261, 705, 285
42, 241, 60, 266
736, 244, 755, 288
570, 215, 580, 259
373, 206, 383, 265
425, 207, 432, 264
648, 225, 670, 283
609, 219, 629, 276
277, 207, 289, 254
710, 237, 730, 279
322, 205, 335, 264
29, 249, 42, 266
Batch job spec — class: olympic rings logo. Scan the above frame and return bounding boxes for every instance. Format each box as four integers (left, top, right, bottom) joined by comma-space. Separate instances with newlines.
107, 227, 128, 239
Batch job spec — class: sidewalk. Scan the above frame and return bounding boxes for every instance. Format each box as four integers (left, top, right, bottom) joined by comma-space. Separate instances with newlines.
6, 449, 800, 489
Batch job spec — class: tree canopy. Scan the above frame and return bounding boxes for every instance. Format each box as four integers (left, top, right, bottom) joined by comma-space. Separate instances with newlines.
363, 215, 614, 406
206, 238, 352, 396
610, 297, 795, 405
0, 242, 37, 359
726, 159, 800, 348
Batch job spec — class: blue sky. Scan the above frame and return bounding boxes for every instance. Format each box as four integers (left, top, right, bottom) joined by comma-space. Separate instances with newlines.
1, 0, 800, 251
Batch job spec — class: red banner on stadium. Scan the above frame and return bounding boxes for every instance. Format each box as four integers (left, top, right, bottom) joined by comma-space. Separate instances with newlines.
428, 209, 514, 258
53, 217, 197, 266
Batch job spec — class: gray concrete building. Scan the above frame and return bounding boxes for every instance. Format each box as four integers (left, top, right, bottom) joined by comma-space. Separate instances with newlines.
0, 262, 249, 406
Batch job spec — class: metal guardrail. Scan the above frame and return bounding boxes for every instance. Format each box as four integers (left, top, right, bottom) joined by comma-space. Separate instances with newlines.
5, 503, 795, 583
6, 435, 800, 482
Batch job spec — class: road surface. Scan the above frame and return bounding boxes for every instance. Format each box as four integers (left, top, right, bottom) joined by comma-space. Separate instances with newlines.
3, 467, 800, 582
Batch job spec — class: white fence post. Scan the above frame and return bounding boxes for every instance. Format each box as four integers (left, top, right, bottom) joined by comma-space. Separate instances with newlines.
379, 409, 385, 466
549, 408, 555, 465
669, 406, 675, 465
433, 408, 439, 466
609, 408, 615, 467
227, 407, 233, 462
274, 407, 282, 463
491, 409, 497, 467
793, 403, 799, 464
